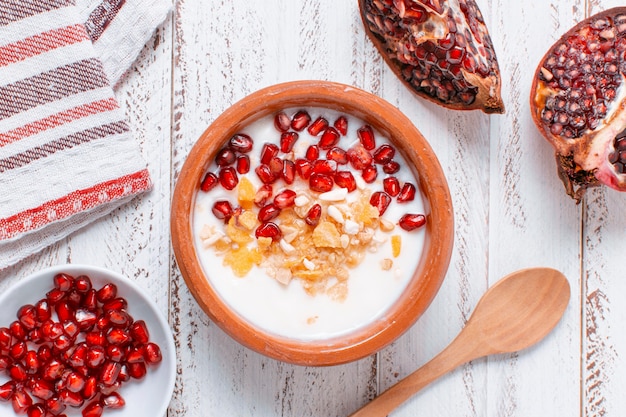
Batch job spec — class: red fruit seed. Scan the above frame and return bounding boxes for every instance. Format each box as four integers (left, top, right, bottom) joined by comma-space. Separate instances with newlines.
255, 222, 282, 241
398, 213, 426, 231
228, 133, 254, 153
307, 116, 329, 136
357, 125, 376, 150
370, 192, 392, 216
309, 173, 334, 193
383, 177, 401, 196
333, 115, 348, 135
397, 182, 417, 202
305, 204, 322, 227
290, 110, 311, 131
280, 131, 299, 153
218, 166, 239, 190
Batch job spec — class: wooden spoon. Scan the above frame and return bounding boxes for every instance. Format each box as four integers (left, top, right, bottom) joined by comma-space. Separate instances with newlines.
349, 267, 570, 417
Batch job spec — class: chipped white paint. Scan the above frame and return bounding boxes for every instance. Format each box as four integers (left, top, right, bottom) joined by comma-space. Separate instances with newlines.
3, 0, 626, 416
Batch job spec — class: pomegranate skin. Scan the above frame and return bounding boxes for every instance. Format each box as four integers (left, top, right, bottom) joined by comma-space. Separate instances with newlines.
530, 7, 626, 202
359, 0, 504, 114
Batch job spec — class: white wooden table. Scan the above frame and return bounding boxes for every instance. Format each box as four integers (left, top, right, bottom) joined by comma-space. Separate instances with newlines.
3, 0, 626, 415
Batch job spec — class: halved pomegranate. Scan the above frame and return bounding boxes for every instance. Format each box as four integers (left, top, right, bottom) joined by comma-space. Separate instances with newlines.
530, 7, 626, 202
359, 0, 504, 113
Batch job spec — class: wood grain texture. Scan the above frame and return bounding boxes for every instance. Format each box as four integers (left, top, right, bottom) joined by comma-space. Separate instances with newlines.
5, 0, 626, 416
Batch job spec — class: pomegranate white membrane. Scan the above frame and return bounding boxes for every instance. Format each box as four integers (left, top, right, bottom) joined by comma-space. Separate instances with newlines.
192, 108, 426, 341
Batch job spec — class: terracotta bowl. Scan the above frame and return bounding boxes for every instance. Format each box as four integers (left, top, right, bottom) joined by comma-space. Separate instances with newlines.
171, 80, 454, 366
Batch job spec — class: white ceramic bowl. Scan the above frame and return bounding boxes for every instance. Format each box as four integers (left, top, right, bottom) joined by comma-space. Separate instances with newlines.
0, 264, 176, 417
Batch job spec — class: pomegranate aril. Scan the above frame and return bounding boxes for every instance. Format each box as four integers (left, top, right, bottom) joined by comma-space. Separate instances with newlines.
24, 350, 39, 374
60, 389, 83, 408
295, 159, 313, 180
103, 297, 127, 313
333, 115, 348, 135
282, 159, 296, 184
312, 159, 337, 175
68, 344, 87, 367
10, 340, 27, 360
318, 126, 340, 149
361, 165, 378, 183
55, 301, 74, 322
260, 143, 279, 164
290, 110, 311, 131
258, 203, 281, 223
10, 320, 26, 340
106, 345, 125, 362
309, 173, 334, 193
53, 273, 73, 292
65, 371, 85, 393
307, 116, 329, 136
370, 192, 392, 215
100, 361, 122, 386
326, 147, 348, 164
75, 309, 97, 331
212, 200, 234, 222
74, 275, 92, 293
26, 403, 46, 417
18, 305, 37, 329
305, 145, 320, 161
0, 355, 12, 372
255, 222, 282, 241
280, 131, 299, 153
102, 392, 125, 409
129, 320, 150, 344
127, 361, 147, 380
218, 166, 239, 190
9, 362, 27, 381
373, 144, 396, 164
0, 381, 15, 401
254, 184, 273, 207
45, 396, 66, 415
86, 346, 106, 368
357, 125, 376, 150
397, 182, 417, 202
273, 189, 297, 208
334, 171, 357, 192
82, 290, 98, 311
82, 401, 104, 417
106, 328, 131, 346
200, 172, 219, 192
347, 144, 373, 170
144, 342, 163, 364
62, 320, 79, 338
126, 346, 145, 364
268, 156, 284, 178
383, 177, 401, 196
46, 288, 65, 305
82, 376, 98, 400
274, 112, 291, 132
106, 309, 131, 328
215, 148, 237, 167
0, 327, 11, 348
255, 164, 277, 184
398, 213, 426, 231
96, 283, 117, 303
12, 389, 32, 414
65, 290, 82, 307
383, 161, 400, 174
236, 155, 251, 174
305, 204, 322, 227
53, 334, 73, 352
228, 133, 254, 153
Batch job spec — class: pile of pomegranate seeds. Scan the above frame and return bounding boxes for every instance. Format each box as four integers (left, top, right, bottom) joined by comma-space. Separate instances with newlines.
0, 273, 162, 417
200, 109, 426, 236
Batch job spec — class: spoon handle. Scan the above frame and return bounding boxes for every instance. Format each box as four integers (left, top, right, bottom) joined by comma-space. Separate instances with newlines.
349, 330, 484, 417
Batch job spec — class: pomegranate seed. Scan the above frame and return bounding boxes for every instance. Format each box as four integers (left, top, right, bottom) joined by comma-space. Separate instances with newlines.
55, 301, 74, 322
83, 289, 98, 310
53, 334, 73, 352
398, 213, 426, 231
37, 345, 52, 363
106, 309, 131, 328
96, 283, 117, 303
280, 131, 299, 153
127, 362, 147, 380
397, 182, 416, 202
12, 389, 32, 414
26, 403, 45, 417
0, 327, 11, 348
83, 401, 103, 417
46, 288, 65, 305
228, 133, 254, 153
117, 365, 130, 383
347, 144, 373, 170
29, 379, 54, 400
68, 344, 87, 368
83, 331, 104, 347
290, 110, 311, 131
126, 347, 144, 364
282, 159, 296, 184
361, 165, 378, 183
211, 200, 234, 222
0, 381, 15, 401
274, 112, 291, 132
65, 371, 85, 393
24, 350, 39, 374
334, 171, 357, 192
357, 125, 376, 150
383, 177, 401, 196
273, 189, 297, 208
200, 171, 218, 192
312, 159, 337, 175
10, 341, 27, 360
106, 345, 125, 362
83, 377, 98, 400
309, 173, 334, 193
65, 290, 82, 307
45, 396, 66, 415
129, 320, 150, 344
53, 273, 73, 292
0, 355, 12, 372
370, 191, 392, 215
74, 275, 92, 293
41, 320, 63, 341
260, 143, 279, 164
218, 166, 239, 190
143, 342, 162, 364
326, 147, 348, 164
295, 159, 313, 180
268, 156, 284, 178
258, 203, 281, 223
318, 126, 340, 149
307, 116, 329, 136
215, 148, 236, 167
9, 362, 27, 381
236, 155, 250, 174
100, 361, 122, 386
106, 328, 131, 346
383, 161, 400, 174
255, 164, 276, 184
59, 389, 83, 407
373, 144, 396, 164
333, 115, 348, 135
103, 297, 127, 313
17, 305, 37, 329
305, 204, 322, 227
10, 320, 26, 340
102, 392, 125, 409
42, 359, 64, 381
86, 346, 106, 368
34, 299, 51, 322
305, 145, 320, 161
76, 309, 97, 331
255, 222, 282, 241
62, 320, 79, 338
254, 184, 273, 207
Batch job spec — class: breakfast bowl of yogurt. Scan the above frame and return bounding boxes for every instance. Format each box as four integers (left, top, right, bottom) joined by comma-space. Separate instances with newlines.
171, 80, 454, 366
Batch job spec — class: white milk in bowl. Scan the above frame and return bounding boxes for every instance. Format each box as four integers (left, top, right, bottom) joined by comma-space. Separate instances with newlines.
193, 108, 426, 341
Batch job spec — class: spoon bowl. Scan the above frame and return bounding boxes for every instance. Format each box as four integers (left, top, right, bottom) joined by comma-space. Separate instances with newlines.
349, 267, 570, 417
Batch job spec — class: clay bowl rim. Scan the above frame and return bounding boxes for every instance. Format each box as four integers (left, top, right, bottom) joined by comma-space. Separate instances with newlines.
171, 80, 454, 366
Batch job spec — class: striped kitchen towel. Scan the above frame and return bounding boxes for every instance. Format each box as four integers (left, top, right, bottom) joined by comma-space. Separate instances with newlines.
0, 0, 170, 269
